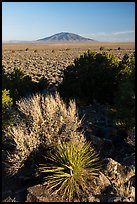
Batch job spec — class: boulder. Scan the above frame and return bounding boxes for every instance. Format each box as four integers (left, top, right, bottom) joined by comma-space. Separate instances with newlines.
85, 132, 115, 157
25, 184, 63, 202
2, 196, 16, 202
7, 157, 134, 202
103, 158, 135, 185
88, 158, 135, 202
122, 153, 135, 166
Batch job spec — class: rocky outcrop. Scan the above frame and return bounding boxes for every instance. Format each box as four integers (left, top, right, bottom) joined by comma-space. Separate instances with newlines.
23, 158, 135, 202
25, 184, 64, 202
89, 158, 135, 202
103, 158, 135, 185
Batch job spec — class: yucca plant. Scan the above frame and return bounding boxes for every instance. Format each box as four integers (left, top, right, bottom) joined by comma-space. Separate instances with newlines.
39, 140, 101, 201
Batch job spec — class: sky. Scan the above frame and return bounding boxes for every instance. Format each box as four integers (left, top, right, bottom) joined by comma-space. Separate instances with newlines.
2, 2, 135, 42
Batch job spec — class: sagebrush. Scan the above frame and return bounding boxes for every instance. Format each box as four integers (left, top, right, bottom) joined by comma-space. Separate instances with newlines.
6, 93, 85, 175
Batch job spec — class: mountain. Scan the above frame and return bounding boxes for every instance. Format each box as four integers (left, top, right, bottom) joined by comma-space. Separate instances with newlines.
37, 32, 97, 43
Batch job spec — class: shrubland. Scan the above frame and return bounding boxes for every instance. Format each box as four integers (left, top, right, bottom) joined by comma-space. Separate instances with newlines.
2, 48, 135, 201
58, 50, 135, 128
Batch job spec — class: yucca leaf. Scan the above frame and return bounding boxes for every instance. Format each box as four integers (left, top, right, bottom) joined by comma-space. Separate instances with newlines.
38, 140, 100, 201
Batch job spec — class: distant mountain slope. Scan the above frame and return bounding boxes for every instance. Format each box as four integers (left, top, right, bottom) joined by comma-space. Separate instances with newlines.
37, 32, 97, 43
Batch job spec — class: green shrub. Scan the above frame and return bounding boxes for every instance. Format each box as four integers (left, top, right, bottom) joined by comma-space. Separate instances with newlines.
2, 67, 48, 103
2, 65, 9, 90
39, 140, 100, 201
100, 46, 104, 51
2, 89, 15, 143
58, 50, 119, 105
114, 52, 135, 128
2, 89, 13, 127
35, 76, 49, 92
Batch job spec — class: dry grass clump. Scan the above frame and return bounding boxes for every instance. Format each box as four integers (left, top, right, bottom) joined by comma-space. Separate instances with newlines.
6, 122, 40, 174
6, 92, 85, 175
17, 92, 85, 145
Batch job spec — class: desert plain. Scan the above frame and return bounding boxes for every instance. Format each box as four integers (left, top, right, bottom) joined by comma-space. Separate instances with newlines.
2, 42, 135, 86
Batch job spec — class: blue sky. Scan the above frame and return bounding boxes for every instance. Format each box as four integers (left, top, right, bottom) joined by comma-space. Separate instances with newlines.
2, 2, 135, 42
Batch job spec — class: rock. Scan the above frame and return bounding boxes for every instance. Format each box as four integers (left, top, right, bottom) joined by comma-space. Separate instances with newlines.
96, 172, 111, 190
101, 138, 115, 157
14, 189, 27, 202
107, 195, 125, 202
116, 127, 128, 141
88, 172, 115, 202
122, 153, 135, 166
89, 192, 134, 202
2, 196, 16, 202
25, 184, 63, 202
127, 186, 135, 201
2, 190, 12, 200
107, 186, 135, 202
88, 158, 135, 202
129, 175, 135, 187
102, 158, 135, 186
88, 196, 100, 202
95, 127, 129, 146
86, 133, 104, 146
18, 176, 33, 184
2, 141, 16, 151
88, 161, 135, 202
86, 132, 115, 157
103, 158, 135, 202
127, 127, 135, 147
101, 127, 117, 140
